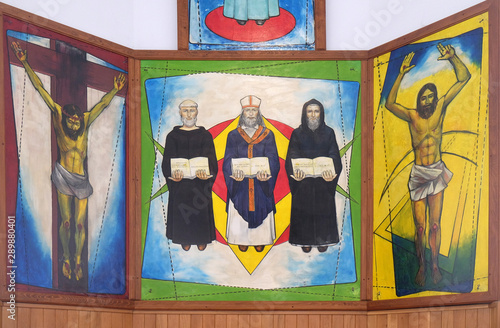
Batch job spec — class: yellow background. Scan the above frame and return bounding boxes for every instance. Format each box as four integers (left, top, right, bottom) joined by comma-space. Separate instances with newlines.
372, 13, 489, 300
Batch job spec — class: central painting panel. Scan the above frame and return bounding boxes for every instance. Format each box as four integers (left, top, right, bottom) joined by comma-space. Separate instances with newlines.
140, 60, 361, 301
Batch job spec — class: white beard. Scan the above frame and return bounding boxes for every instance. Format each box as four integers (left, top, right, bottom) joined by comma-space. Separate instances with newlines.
182, 117, 197, 128
241, 116, 258, 136
241, 116, 258, 128
307, 118, 320, 131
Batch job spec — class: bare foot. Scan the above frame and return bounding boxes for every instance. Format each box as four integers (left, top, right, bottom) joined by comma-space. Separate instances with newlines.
74, 256, 83, 281
301, 246, 312, 253
415, 266, 426, 286
197, 244, 207, 251
182, 244, 191, 251
238, 245, 248, 252
74, 263, 83, 281
432, 265, 442, 284
62, 259, 71, 279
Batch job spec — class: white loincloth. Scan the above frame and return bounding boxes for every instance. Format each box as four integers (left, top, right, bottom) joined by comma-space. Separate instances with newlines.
408, 160, 452, 201
51, 162, 93, 199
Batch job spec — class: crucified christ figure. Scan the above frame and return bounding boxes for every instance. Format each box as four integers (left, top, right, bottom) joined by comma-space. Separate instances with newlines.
12, 41, 126, 281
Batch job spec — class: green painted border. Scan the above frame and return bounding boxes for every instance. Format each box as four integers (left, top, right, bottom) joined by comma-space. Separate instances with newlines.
140, 60, 362, 301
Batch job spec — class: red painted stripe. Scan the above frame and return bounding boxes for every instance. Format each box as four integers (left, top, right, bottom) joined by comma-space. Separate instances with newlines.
208, 119, 233, 139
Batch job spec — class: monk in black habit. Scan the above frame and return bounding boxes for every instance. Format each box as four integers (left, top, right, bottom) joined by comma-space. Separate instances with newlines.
285, 99, 343, 253
162, 100, 218, 251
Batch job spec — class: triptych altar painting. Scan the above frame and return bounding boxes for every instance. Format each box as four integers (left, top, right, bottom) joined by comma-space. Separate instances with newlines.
0, 6, 493, 305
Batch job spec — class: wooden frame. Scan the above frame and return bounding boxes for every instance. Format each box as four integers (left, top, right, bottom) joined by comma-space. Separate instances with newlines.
0, 0, 498, 313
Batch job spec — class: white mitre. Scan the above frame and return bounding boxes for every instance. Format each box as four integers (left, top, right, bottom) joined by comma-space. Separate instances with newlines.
240, 95, 261, 108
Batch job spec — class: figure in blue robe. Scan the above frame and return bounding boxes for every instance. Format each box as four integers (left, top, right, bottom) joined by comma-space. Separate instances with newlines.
223, 0, 280, 25
223, 95, 280, 252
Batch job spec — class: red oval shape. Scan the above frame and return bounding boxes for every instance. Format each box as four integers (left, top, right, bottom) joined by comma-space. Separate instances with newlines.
205, 7, 296, 43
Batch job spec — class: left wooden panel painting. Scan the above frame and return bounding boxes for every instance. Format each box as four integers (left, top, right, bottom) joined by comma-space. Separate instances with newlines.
3, 17, 128, 295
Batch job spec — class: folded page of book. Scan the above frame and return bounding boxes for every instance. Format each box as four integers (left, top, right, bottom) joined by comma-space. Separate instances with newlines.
312, 157, 335, 175
188, 157, 210, 176
291, 158, 316, 176
249, 157, 271, 176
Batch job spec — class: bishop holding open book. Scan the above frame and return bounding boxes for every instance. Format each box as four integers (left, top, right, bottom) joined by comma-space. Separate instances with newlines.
223, 95, 280, 253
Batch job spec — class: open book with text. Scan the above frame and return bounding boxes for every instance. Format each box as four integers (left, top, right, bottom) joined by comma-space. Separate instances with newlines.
231, 157, 270, 178
171, 157, 210, 179
291, 157, 335, 178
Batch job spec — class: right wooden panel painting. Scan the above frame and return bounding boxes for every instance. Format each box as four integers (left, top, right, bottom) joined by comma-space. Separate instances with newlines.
373, 13, 489, 300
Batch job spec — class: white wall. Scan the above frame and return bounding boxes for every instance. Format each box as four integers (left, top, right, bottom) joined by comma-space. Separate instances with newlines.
1, 0, 485, 50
